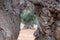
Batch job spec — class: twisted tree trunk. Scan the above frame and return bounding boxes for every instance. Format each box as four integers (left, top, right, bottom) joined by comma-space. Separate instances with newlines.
29, 0, 60, 40
0, 0, 20, 40
0, 0, 60, 40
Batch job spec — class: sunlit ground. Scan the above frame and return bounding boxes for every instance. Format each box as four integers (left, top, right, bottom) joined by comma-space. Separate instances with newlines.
17, 29, 36, 40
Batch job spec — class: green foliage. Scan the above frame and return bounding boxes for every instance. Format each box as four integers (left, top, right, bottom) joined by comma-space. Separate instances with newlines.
21, 6, 39, 24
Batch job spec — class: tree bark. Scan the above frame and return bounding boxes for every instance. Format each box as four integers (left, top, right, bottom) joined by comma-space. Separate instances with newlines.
0, 0, 60, 40
0, 0, 20, 40
31, 0, 60, 40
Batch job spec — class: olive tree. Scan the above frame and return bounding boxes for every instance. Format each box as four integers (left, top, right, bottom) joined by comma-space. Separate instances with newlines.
0, 0, 20, 40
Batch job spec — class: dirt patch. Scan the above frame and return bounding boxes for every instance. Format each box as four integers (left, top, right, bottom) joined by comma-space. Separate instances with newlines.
17, 29, 36, 40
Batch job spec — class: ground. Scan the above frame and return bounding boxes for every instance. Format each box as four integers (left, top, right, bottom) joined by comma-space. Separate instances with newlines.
17, 29, 36, 40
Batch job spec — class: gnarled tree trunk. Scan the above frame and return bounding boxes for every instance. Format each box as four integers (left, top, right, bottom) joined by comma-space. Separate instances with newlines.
0, 0, 60, 40
30, 0, 60, 40
0, 0, 20, 40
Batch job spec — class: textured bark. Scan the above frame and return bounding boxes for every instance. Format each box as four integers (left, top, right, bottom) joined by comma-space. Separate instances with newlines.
31, 0, 60, 40
19, 0, 60, 40
0, 0, 20, 40
0, 0, 60, 40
